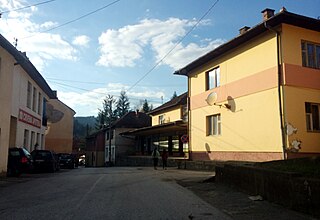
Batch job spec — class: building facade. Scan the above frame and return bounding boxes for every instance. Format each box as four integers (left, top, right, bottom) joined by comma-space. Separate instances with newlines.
121, 93, 188, 157
175, 9, 320, 161
0, 34, 56, 174
45, 97, 76, 153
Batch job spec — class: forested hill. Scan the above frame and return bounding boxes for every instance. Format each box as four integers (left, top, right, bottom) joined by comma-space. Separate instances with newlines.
73, 116, 96, 138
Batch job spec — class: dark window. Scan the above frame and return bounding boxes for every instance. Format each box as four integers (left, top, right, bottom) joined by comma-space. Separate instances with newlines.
301, 41, 320, 69
305, 102, 320, 132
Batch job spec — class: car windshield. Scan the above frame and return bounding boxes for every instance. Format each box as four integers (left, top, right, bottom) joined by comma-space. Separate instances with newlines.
60, 154, 71, 159
9, 149, 20, 157
33, 151, 52, 159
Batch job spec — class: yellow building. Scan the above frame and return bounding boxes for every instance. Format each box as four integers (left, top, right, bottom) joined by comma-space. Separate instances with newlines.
45, 96, 76, 154
175, 9, 320, 161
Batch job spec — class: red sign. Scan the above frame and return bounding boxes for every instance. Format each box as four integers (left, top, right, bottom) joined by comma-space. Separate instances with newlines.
181, 134, 189, 143
18, 109, 41, 128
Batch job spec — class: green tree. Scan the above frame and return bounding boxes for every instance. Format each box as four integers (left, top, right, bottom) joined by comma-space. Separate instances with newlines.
95, 109, 105, 129
103, 94, 117, 123
141, 99, 152, 113
171, 91, 177, 100
115, 90, 130, 118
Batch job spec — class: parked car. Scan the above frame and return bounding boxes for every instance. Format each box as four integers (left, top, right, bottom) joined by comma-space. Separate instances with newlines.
58, 153, 76, 169
31, 150, 60, 173
7, 147, 34, 177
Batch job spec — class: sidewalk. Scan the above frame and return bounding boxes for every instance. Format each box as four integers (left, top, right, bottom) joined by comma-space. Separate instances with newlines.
157, 168, 316, 220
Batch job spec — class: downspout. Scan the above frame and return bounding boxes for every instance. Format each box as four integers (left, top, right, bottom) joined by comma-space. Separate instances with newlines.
264, 22, 287, 160
187, 75, 192, 161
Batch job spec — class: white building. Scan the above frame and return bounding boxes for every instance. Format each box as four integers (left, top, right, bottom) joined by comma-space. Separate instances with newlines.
0, 34, 56, 175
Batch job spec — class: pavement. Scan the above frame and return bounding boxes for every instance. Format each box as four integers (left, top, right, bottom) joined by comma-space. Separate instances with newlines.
165, 168, 317, 220
1, 167, 317, 220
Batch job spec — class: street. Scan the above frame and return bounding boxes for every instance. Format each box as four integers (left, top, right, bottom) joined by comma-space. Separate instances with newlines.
0, 167, 229, 220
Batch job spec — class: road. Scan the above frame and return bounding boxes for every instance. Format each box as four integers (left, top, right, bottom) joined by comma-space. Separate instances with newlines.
0, 167, 230, 220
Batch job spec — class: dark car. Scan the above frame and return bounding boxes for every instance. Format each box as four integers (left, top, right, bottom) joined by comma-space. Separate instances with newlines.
31, 150, 60, 173
58, 153, 76, 169
7, 147, 34, 177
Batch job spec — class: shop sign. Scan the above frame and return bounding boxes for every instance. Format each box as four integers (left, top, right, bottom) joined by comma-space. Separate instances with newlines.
18, 109, 41, 128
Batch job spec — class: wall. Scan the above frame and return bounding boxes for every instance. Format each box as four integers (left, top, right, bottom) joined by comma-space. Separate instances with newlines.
280, 24, 320, 154
151, 107, 182, 126
45, 99, 75, 153
0, 47, 14, 174
188, 31, 284, 161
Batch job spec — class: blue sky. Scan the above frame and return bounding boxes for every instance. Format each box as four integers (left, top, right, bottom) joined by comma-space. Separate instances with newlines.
1, 0, 319, 116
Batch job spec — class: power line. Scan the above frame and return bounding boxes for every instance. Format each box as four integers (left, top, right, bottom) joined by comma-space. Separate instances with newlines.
49, 81, 163, 103
21, 0, 121, 39
0, 0, 56, 15
46, 77, 185, 87
126, 0, 220, 92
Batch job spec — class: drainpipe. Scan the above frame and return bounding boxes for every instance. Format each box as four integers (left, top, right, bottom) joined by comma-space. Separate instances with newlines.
264, 22, 287, 160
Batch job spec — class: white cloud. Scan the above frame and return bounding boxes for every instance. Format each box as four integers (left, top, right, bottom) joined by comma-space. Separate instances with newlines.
72, 35, 90, 47
97, 17, 224, 70
56, 83, 165, 116
0, 0, 78, 71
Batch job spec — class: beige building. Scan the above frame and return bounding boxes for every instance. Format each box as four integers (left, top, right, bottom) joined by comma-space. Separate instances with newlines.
0, 34, 72, 175
45, 97, 76, 154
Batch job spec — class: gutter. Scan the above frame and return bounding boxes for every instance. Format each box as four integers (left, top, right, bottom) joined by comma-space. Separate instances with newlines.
264, 21, 287, 160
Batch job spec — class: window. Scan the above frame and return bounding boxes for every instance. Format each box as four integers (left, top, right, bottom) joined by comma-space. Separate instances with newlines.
30, 131, 35, 150
206, 67, 220, 90
305, 102, 320, 132
23, 129, 29, 148
301, 41, 320, 69
32, 87, 37, 112
37, 92, 42, 114
27, 82, 32, 108
207, 114, 221, 136
159, 115, 165, 124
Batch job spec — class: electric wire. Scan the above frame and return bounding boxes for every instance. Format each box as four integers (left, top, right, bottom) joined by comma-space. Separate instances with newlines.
48, 80, 163, 103
0, 0, 56, 15
21, 0, 120, 39
126, 0, 220, 92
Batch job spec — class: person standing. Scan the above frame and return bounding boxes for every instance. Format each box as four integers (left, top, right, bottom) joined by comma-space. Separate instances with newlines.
161, 149, 168, 170
151, 148, 160, 170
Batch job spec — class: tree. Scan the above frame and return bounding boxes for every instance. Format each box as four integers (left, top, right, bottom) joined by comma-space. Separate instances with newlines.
141, 99, 152, 113
103, 94, 117, 123
115, 90, 130, 118
171, 91, 177, 100
95, 109, 105, 130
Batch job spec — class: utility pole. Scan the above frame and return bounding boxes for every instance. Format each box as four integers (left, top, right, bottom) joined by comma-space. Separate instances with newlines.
108, 98, 113, 166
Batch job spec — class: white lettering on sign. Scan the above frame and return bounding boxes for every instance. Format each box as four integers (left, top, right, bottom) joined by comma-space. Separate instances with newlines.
18, 109, 41, 128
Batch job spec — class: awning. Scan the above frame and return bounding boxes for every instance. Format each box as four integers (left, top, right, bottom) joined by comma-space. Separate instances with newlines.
120, 120, 187, 136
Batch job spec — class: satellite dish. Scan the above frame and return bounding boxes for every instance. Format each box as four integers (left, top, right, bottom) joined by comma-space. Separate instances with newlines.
206, 92, 218, 106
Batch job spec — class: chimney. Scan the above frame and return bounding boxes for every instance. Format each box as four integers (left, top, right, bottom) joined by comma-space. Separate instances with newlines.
239, 26, 250, 35
52, 90, 57, 98
261, 8, 275, 21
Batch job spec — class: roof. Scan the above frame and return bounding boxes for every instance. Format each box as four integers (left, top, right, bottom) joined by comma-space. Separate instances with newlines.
0, 34, 56, 99
174, 10, 320, 76
148, 92, 187, 115
112, 111, 151, 128
120, 120, 187, 136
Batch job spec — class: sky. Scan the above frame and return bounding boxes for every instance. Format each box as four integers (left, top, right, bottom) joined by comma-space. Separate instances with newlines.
1, 0, 319, 117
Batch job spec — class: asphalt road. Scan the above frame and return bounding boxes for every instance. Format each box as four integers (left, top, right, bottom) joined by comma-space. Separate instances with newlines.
0, 167, 230, 220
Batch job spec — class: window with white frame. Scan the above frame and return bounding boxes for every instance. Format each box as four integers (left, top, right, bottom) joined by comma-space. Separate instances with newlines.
305, 102, 320, 132
301, 41, 320, 69
207, 114, 221, 136
206, 67, 220, 90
